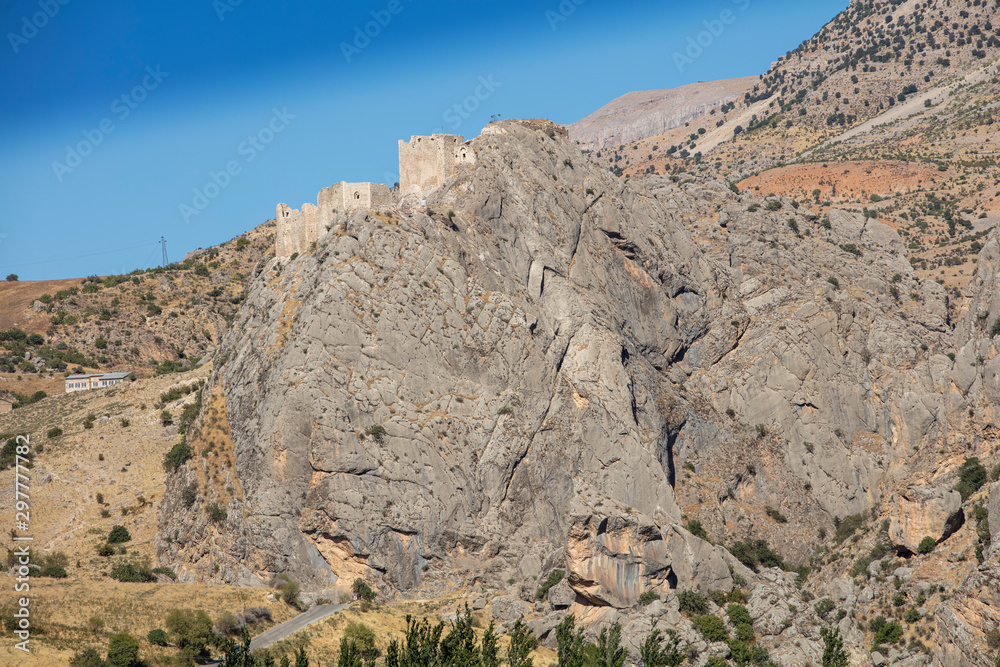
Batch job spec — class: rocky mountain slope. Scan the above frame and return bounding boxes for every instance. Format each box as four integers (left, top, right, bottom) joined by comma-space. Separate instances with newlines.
0, 223, 273, 386
583, 0, 1000, 302
157, 117, 1000, 665
568, 78, 756, 152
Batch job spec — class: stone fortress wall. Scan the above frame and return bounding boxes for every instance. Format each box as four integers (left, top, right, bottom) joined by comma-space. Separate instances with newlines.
398, 134, 476, 197
275, 133, 476, 258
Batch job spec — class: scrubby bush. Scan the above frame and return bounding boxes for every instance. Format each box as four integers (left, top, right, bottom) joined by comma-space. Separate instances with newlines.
46, 427, 63, 438
165, 608, 214, 658
106, 633, 141, 667
955, 457, 988, 500
353, 577, 376, 602
107, 525, 131, 544
163, 440, 192, 471
693, 615, 729, 642
147, 628, 168, 646
637, 590, 660, 606
918, 536, 936, 554
677, 590, 708, 616
109, 557, 155, 582
243, 606, 273, 625
536, 570, 565, 599
814, 597, 835, 620
69, 648, 105, 667
206, 502, 227, 524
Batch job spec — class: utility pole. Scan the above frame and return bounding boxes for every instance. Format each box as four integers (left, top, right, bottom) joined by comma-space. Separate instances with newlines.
160, 237, 168, 267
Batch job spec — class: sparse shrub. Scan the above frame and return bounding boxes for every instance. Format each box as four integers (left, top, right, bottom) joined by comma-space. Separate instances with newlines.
344, 621, 380, 661
109, 557, 155, 582
677, 590, 708, 616
242, 606, 273, 625
364, 424, 387, 444
182, 482, 197, 508
147, 628, 168, 646
47, 427, 63, 438
918, 536, 936, 554
955, 457, 988, 500
352, 578, 376, 602
214, 611, 243, 636
765, 507, 788, 523
107, 525, 131, 544
827, 276, 840, 289
637, 590, 660, 606
814, 597, 835, 620
686, 519, 708, 540
693, 615, 728, 642
87, 616, 105, 633
106, 633, 141, 667
206, 502, 226, 524
69, 648, 105, 667
163, 440, 192, 471
536, 569, 565, 599
165, 608, 214, 658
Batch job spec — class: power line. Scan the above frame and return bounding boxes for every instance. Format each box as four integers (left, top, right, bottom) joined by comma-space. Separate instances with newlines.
160, 236, 169, 267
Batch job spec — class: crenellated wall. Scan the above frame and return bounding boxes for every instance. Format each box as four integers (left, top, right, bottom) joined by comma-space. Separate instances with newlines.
398, 134, 475, 197
276, 132, 477, 257
276, 181, 393, 258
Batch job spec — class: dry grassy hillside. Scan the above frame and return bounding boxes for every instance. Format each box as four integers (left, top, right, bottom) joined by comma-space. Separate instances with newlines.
583, 0, 1000, 302
0, 222, 273, 400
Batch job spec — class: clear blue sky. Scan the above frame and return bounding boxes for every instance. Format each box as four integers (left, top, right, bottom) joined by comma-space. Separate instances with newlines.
0, 0, 846, 280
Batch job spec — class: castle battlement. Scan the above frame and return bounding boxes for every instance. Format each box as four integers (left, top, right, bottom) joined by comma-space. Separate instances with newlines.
275, 133, 476, 258
398, 134, 475, 198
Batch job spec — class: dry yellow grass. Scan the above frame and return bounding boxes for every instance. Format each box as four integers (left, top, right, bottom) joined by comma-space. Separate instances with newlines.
0, 579, 296, 666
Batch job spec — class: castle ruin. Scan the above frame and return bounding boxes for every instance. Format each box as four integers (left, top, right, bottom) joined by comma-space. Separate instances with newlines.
398, 134, 476, 198
275, 133, 476, 258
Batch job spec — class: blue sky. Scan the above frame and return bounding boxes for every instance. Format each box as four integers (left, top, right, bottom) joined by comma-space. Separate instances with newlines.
0, 0, 847, 280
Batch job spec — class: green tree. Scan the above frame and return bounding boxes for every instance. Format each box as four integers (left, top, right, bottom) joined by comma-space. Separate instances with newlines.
918, 536, 936, 554
595, 623, 625, 667
339, 636, 363, 667
343, 622, 380, 662
70, 648, 106, 667
107, 525, 131, 544
481, 621, 500, 667
440, 605, 478, 667
147, 628, 168, 646
820, 626, 849, 667
556, 616, 587, 667
508, 618, 537, 667
106, 633, 140, 667
165, 608, 214, 658
639, 624, 685, 667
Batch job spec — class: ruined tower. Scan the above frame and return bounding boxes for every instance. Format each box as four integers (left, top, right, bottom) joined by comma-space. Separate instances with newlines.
398, 134, 476, 198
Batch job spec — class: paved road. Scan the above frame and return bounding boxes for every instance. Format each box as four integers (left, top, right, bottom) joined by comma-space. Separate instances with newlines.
205, 603, 349, 665
248, 603, 349, 652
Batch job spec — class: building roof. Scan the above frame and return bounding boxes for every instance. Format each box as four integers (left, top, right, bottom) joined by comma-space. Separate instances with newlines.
66, 372, 132, 380
67, 374, 103, 379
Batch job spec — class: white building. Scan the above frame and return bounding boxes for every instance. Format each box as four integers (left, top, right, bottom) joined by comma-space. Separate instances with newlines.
65, 371, 133, 393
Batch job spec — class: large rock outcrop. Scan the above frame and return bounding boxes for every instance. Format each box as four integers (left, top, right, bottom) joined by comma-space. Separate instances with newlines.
158, 119, 749, 602
156, 119, 1000, 660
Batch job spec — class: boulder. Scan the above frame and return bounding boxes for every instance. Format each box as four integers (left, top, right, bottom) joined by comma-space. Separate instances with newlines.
888, 486, 963, 554
548, 580, 576, 609
491, 595, 529, 622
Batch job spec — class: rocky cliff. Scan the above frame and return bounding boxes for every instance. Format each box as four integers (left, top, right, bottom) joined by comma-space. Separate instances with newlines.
159, 118, 1000, 665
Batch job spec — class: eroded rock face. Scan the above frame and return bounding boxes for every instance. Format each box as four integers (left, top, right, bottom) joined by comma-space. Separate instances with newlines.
159, 119, 746, 602
888, 486, 964, 554
157, 118, 1000, 642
